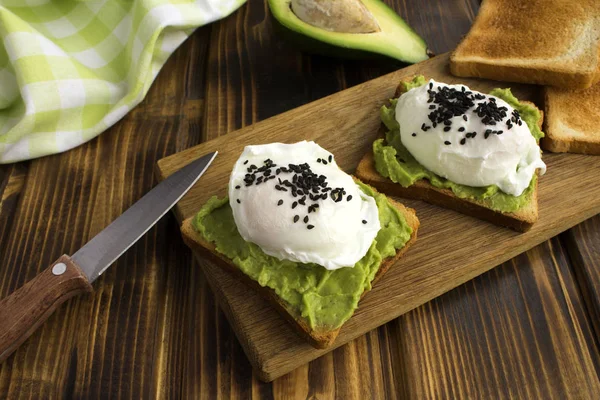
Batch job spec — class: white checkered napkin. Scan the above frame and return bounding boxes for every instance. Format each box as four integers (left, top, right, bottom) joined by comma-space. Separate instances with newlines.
0, 0, 246, 163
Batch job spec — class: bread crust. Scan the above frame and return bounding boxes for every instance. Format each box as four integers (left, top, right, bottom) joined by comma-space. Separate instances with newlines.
355, 76, 542, 232
181, 185, 419, 349
449, 0, 600, 89
449, 59, 596, 90
541, 84, 600, 155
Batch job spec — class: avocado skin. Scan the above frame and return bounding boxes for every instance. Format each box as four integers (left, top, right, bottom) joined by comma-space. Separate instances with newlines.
271, 17, 417, 62
268, 0, 431, 63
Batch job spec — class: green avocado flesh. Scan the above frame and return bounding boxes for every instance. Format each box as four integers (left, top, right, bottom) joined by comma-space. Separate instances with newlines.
268, 0, 428, 63
373, 76, 544, 213
193, 182, 412, 331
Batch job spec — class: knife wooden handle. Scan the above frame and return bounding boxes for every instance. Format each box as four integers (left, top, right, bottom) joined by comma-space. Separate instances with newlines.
0, 255, 92, 363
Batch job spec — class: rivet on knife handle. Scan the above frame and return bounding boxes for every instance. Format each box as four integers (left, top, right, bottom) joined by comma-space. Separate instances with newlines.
0, 255, 92, 363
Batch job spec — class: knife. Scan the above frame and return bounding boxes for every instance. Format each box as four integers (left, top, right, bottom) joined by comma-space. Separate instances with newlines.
0, 151, 217, 363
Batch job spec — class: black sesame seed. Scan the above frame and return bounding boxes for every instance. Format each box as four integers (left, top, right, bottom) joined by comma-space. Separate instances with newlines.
293, 215, 299, 223
292, 201, 298, 209
235, 185, 240, 189
236, 199, 240, 204
444, 141, 451, 145
304, 216, 309, 223
412, 133, 417, 137
362, 220, 367, 224
277, 199, 283, 206
307, 225, 314, 230
458, 127, 465, 132
317, 158, 321, 163
460, 138, 466, 145
243, 160, 248, 165
463, 115, 468, 121
347, 195, 353, 201
322, 160, 328, 165
497, 130, 503, 135
444, 127, 451, 132
429, 82, 433, 89
328, 155, 333, 162
429, 105, 435, 109
444, 120, 452, 126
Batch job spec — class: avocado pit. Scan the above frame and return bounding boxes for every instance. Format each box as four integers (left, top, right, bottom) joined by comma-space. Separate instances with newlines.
290, 0, 380, 34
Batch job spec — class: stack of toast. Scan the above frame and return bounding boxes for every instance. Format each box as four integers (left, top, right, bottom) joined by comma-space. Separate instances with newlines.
451, 0, 600, 155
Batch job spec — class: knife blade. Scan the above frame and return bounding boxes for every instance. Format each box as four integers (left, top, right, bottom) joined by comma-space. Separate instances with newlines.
73, 151, 217, 283
0, 151, 217, 362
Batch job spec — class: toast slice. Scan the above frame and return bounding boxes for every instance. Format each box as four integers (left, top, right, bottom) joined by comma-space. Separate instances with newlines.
181, 184, 419, 349
355, 78, 543, 232
541, 82, 600, 155
356, 152, 538, 232
450, 0, 600, 89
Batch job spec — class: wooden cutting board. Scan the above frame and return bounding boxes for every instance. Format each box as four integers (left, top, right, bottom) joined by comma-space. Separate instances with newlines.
155, 53, 600, 382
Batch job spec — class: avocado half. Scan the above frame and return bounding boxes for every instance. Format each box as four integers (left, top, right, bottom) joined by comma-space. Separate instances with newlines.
268, 0, 430, 63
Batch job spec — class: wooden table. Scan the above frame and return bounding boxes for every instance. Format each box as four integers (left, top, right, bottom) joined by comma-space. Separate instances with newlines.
1, 1, 599, 398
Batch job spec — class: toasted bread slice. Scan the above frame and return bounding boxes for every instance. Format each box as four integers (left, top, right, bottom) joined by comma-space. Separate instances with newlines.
450, 0, 600, 89
356, 152, 538, 232
355, 78, 543, 232
541, 82, 600, 155
181, 184, 419, 349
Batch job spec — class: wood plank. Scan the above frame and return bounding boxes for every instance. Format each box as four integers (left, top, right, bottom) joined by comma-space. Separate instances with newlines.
156, 52, 600, 380
563, 216, 600, 345
389, 237, 600, 398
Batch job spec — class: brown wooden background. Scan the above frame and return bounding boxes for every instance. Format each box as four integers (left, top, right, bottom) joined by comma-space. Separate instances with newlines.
0, 0, 599, 398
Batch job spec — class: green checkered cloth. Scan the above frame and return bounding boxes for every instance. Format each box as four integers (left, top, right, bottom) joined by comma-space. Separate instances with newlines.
0, 0, 245, 163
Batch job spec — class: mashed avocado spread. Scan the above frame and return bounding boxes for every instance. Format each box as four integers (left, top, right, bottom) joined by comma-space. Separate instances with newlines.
373, 76, 544, 213
193, 182, 412, 330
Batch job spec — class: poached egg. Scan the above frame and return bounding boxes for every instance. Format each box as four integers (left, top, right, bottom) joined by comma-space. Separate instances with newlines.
228, 141, 380, 270
396, 79, 546, 196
